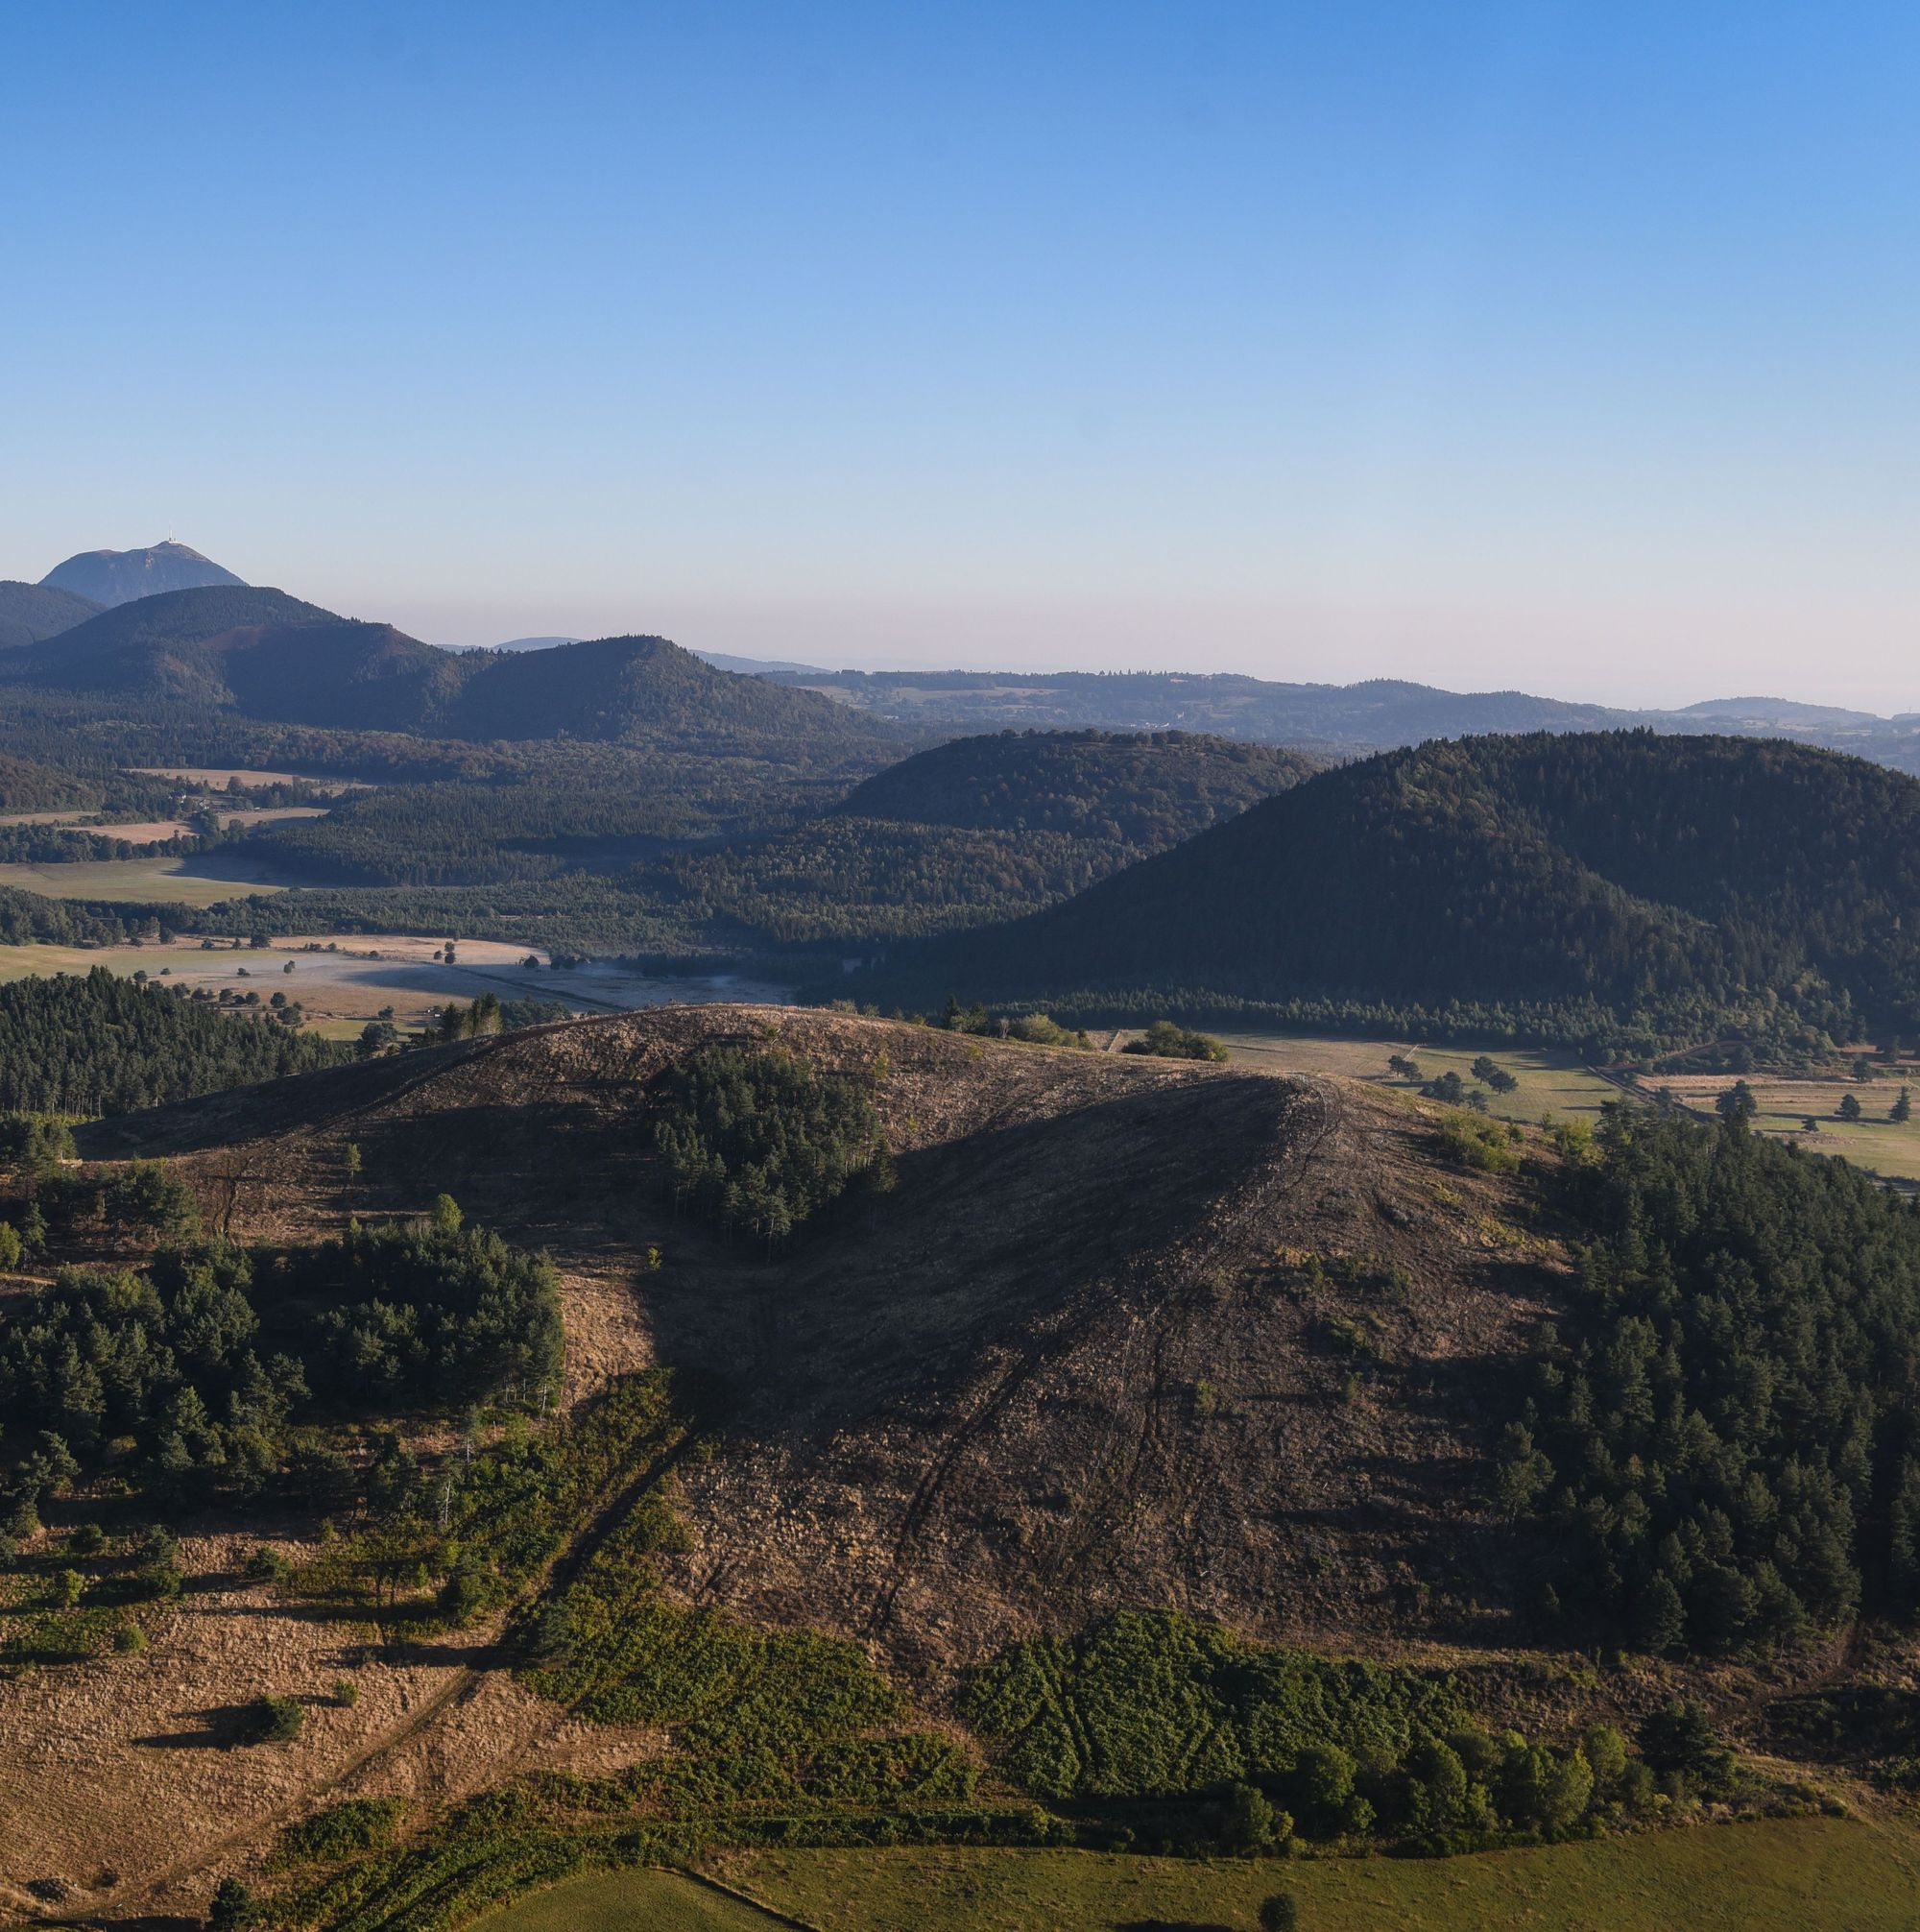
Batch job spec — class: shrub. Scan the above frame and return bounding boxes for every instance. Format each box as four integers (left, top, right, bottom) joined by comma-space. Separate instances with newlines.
276, 1797, 406, 1865
1259, 1897, 1302, 1932
251, 1694, 306, 1744
1435, 1112, 1520, 1172
1220, 1780, 1283, 1853
113, 1621, 147, 1654
1121, 1019, 1229, 1062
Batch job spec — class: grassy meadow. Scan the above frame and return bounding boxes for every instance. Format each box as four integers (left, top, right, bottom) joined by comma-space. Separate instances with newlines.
476, 1870, 781, 1930
1204, 1028, 1620, 1125
1200, 1028, 1920, 1188
694, 1816, 1920, 1931
1645, 1068, 1920, 1185
0, 851, 289, 903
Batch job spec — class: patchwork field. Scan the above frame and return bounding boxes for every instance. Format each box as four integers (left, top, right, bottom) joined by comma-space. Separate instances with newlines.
0, 933, 793, 1034
701, 1818, 1920, 1932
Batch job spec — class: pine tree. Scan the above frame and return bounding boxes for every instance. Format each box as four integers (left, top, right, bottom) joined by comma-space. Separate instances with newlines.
1633, 1570, 1687, 1654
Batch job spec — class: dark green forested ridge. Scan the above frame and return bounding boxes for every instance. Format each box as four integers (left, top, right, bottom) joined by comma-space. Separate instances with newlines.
837, 729, 1318, 841
1500, 1106, 1920, 1654
9, 585, 338, 668
877, 733, 1920, 1055
0, 579, 103, 651
0, 968, 347, 1115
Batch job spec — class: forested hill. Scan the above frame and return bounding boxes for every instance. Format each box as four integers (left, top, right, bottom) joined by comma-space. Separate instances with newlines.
878, 732, 1920, 1054
0, 592, 900, 755
432, 635, 898, 752
0, 968, 348, 1115
836, 729, 1318, 842
8, 585, 343, 670
0, 580, 101, 650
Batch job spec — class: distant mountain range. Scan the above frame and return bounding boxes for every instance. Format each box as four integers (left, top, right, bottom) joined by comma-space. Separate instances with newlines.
39, 540, 244, 607
3, 543, 1916, 770
752, 666, 1920, 772
0, 583, 899, 755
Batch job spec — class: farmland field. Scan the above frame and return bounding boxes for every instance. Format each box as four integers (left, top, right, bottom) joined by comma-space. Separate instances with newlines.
0, 933, 793, 1034
129, 764, 376, 789
477, 1870, 780, 1930
707, 1816, 1920, 1931
1202, 1028, 1620, 1123
1639, 1067, 1920, 1184
0, 851, 294, 903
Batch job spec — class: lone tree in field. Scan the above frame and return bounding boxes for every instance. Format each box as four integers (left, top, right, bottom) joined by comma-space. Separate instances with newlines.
1839, 1093, 1864, 1123
1716, 1080, 1758, 1124
1894, 1087, 1913, 1123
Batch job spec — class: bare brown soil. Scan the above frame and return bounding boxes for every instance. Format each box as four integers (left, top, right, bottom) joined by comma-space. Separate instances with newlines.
7, 1006, 1571, 1920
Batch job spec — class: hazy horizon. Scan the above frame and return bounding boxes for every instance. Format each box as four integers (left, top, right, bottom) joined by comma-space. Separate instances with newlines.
6, 3, 1916, 712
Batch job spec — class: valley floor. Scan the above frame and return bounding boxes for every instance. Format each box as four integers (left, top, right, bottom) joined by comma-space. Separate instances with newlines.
695, 1818, 1920, 1930
0, 934, 792, 1036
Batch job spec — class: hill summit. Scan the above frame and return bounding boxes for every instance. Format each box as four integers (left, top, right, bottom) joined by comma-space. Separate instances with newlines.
39, 539, 245, 607
884, 731, 1920, 1055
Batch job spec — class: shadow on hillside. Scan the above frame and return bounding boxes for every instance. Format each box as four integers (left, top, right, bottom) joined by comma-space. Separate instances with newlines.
741, 1074, 1295, 1421
1115, 1920, 1239, 1931
132, 1701, 265, 1750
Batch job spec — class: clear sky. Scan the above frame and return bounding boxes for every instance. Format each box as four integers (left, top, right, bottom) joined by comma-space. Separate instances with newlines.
2, 2, 1915, 709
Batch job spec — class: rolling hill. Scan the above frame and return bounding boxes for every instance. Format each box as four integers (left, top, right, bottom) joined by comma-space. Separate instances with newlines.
432, 634, 894, 751
836, 727, 1318, 840
39, 539, 246, 606
641, 729, 1328, 947
64, 1009, 1551, 1703
876, 732, 1920, 1054
0, 591, 901, 755
0, 579, 100, 649
13, 1001, 1918, 1922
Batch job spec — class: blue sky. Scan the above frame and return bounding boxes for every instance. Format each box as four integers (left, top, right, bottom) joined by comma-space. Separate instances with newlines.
2, 2, 1915, 707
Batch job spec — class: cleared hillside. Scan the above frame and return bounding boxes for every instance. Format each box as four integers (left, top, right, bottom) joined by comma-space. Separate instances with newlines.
80, 1003, 1556, 1671
12, 1005, 1917, 1923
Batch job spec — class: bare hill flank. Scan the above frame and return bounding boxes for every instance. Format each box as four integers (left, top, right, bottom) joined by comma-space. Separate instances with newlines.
83, 1005, 1559, 1677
